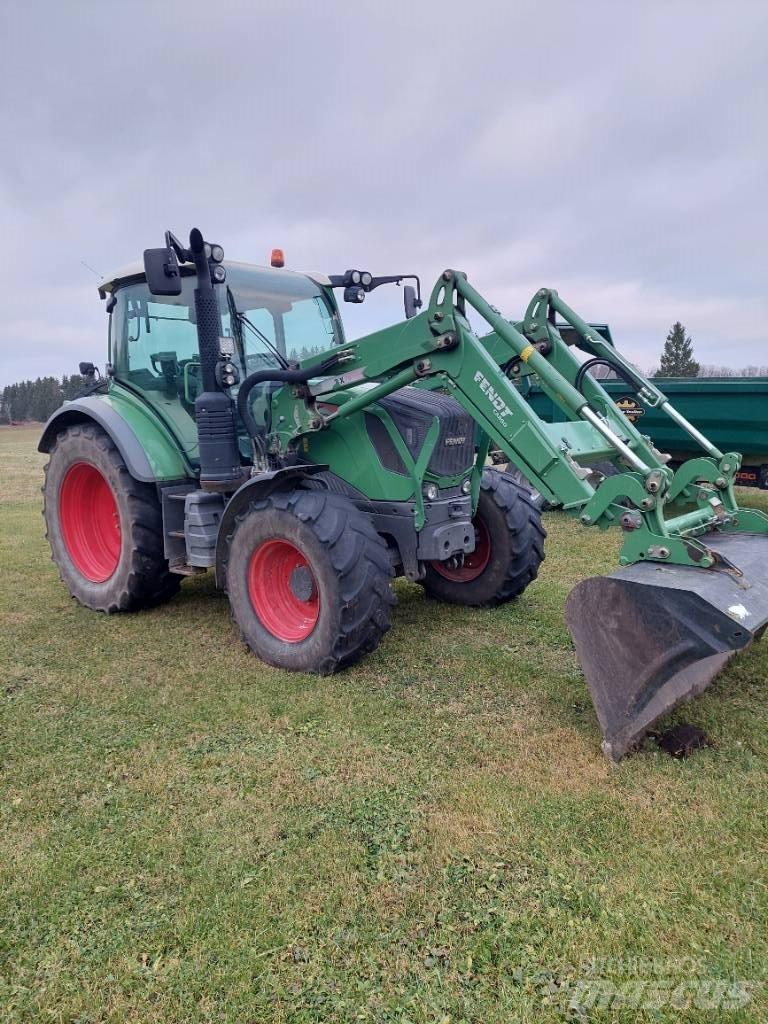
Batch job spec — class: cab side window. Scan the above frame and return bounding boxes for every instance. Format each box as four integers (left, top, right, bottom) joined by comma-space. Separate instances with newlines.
111, 280, 200, 406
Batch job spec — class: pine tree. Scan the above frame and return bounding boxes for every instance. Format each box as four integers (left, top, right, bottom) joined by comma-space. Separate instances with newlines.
656, 322, 700, 377
0, 386, 11, 424
62, 374, 85, 400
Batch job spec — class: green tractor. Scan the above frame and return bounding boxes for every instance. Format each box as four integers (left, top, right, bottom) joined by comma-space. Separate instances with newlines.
40, 228, 768, 759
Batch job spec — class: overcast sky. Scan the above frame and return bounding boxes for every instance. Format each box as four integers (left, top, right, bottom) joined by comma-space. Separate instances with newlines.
1, 0, 766, 387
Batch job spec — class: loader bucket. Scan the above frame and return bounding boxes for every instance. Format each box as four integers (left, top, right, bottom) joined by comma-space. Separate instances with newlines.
566, 533, 768, 760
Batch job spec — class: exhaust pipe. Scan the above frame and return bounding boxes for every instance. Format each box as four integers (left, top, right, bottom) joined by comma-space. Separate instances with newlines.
566, 532, 768, 760
188, 228, 243, 492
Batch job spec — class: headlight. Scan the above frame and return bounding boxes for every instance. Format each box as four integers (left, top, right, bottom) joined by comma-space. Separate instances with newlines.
361, 271, 372, 288
350, 270, 361, 285
210, 244, 225, 263
423, 483, 439, 501
461, 478, 472, 494
212, 265, 226, 282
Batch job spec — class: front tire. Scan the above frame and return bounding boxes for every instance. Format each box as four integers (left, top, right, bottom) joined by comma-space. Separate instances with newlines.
43, 423, 180, 612
223, 489, 395, 673
421, 469, 546, 606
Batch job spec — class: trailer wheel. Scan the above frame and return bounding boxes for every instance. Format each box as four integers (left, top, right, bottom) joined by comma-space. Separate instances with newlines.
224, 489, 395, 673
43, 423, 180, 612
422, 469, 545, 607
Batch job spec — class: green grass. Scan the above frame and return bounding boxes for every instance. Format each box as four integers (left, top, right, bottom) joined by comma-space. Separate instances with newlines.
1, 424, 767, 1023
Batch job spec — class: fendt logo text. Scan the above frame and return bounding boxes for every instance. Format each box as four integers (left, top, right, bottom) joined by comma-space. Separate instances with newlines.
474, 371, 513, 425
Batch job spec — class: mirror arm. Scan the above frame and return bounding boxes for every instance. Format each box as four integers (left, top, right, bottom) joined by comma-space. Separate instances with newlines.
328, 272, 422, 306
367, 274, 420, 299
165, 230, 190, 263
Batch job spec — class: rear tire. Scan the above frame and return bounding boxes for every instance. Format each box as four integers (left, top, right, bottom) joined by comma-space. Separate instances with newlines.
223, 489, 395, 673
421, 468, 546, 607
43, 423, 180, 612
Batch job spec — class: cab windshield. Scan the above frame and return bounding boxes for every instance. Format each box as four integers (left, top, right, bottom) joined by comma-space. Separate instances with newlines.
224, 264, 342, 371
111, 264, 342, 398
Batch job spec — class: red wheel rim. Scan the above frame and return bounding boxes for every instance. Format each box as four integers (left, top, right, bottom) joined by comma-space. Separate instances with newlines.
431, 517, 491, 582
59, 462, 121, 583
247, 539, 320, 642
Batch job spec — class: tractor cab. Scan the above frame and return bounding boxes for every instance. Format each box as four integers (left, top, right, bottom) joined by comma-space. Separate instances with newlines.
98, 261, 344, 463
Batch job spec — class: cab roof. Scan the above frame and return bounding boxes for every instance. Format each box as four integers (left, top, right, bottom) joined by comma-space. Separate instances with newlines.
97, 260, 331, 297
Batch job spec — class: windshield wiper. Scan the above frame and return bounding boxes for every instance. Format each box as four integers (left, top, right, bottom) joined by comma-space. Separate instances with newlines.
238, 313, 289, 369
225, 287, 288, 369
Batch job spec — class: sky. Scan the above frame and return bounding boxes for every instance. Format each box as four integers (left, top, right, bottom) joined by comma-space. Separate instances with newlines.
1, 0, 766, 387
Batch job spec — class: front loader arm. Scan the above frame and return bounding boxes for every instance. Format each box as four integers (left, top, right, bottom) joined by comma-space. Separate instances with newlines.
266, 270, 767, 569
271, 272, 604, 511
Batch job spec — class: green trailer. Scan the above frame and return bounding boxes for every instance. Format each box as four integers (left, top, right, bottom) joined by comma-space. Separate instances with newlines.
515, 334, 768, 490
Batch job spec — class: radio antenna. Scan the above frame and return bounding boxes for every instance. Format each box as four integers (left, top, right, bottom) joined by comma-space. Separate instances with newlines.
80, 259, 102, 279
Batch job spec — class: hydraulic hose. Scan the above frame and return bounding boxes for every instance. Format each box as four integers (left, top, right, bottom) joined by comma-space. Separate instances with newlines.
575, 357, 641, 395
236, 354, 342, 443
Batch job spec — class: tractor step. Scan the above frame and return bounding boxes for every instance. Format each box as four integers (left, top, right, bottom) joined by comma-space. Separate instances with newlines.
169, 559, 207, 576
162, 487, 223, 570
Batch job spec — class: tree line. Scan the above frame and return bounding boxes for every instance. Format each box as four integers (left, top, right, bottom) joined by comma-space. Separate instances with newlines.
1, 375, 87, 424
1, 326, 766, 424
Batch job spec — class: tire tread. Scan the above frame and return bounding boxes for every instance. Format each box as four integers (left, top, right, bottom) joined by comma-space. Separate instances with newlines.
43, 423, 180, 613
222, 489, 395, 673
422, 467, 546, 607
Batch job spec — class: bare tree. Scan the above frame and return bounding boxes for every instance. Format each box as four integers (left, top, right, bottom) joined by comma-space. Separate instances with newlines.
697, 364, 768, 378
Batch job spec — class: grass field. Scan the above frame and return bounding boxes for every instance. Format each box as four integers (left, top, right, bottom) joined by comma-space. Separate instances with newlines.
1, 424, 767, 1023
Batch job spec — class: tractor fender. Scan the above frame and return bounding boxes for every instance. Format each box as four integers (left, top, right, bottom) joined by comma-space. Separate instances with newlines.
38, 396, 190, 483
215, 464, 328, 587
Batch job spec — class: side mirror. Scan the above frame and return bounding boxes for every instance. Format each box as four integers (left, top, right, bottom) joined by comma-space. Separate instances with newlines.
143, 246, 182, 296
404, 284, 421, 319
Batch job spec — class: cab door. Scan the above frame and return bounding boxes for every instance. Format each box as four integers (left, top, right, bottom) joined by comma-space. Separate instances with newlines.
110, 277, 209, 460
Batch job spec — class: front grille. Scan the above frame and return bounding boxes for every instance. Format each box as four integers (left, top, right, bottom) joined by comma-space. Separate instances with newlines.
365, 413, 408, 476
370, 387, 474, 478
